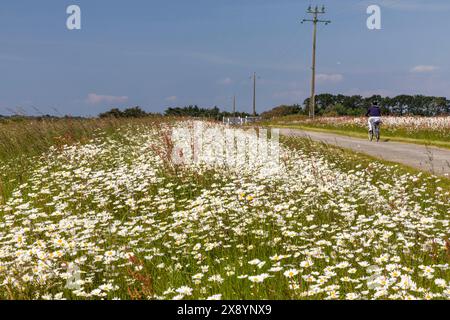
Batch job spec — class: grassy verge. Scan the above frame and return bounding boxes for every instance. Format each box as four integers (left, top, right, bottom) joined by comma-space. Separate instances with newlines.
268, 123, 450, 150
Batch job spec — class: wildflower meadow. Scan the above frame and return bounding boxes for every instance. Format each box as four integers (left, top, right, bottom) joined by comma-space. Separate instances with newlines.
0, 119, 448, 300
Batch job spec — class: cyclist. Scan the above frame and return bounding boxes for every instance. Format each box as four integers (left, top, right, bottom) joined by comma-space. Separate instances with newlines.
365, 101, 382, 137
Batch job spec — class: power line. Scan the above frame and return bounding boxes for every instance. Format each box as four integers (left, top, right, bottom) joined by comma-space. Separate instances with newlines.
301, 5, 331, 119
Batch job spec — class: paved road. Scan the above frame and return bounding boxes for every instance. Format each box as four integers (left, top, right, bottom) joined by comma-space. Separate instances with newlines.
279, 128, 450, 177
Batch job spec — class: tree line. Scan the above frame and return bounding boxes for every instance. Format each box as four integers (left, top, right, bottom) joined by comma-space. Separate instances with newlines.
261, 94, 450, 119
302, 94, 450, 117
98, 107, 157, 118
99, 95, 450, 120
99, 105, 251, 119
164, 105, 251, 119
3, 94, 448, 120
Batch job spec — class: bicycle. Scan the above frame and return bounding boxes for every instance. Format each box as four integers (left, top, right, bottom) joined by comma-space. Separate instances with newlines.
369, 120, 381, 142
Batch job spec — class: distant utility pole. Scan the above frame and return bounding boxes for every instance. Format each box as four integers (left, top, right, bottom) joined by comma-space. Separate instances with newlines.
302, 5, 331, 119
252, 72, 257, 116
233, 95, 236, 116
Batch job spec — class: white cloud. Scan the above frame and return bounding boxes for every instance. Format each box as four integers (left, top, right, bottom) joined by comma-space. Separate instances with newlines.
316, 73, 344, 83
410, 65, 438, 73
165, 96, 177, 102
218, 77, 233, 85
86, 93, 128, 105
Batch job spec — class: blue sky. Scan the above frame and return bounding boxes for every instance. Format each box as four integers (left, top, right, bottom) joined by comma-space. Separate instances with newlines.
1, 0, 450, 116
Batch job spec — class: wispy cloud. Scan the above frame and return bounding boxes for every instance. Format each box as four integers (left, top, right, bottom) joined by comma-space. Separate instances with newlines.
273, 82, 306, 101
188, 52, 236, 65
316, 73, 344, 83
218, 77, 233, 85
0, 54, 28, 62
186, 52, 305, 72
165, 96, 177, 102
86, 93, 129, 105
273, 89, 305, 101
410, 65, 439, 73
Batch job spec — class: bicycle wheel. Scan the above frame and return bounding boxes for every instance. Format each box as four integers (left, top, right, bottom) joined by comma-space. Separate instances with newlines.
375, 125, 380, 142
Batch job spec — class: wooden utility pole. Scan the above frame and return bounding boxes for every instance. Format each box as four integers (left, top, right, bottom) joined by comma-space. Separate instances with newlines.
252, 72, 257, 116
302, 5, 331, 119
233, 95, 236, 116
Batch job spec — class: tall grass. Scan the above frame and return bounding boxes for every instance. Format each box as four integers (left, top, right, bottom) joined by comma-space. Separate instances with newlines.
0, 117, 171, 204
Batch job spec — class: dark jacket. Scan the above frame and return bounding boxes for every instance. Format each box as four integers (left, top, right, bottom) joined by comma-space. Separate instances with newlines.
366, 106, 382, 117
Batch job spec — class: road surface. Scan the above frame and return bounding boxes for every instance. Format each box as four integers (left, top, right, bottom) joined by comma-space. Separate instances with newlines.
279, 128, 450, 177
